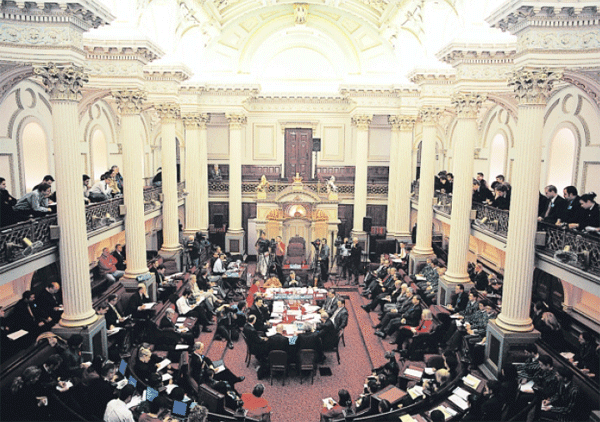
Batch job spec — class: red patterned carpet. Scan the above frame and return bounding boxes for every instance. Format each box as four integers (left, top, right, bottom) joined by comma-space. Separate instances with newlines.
195, 277, 394, 422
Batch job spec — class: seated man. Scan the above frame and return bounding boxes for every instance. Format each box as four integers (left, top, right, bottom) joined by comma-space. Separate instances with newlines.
322, 289, 339, 316
159, 308, 195, 345
540, 366, 579, 421
248, 297, 270, 333
36, 282, 63, 324
267, 324, 289, 354
445, 283, 468, 313
241, 383, 272, 422
190, 341, 245, 388
263, 275, 282, 289
331, 298, 349, 331
125, 283, 153, 318
13, 183, 53, 220
175, 289, 212, 333
284, 271, 303, 288
374, 288, 416, 332
243, 314, 269, 362
12, 290, 51, 335
98, 247, 125, 284
375, 295, 422, 339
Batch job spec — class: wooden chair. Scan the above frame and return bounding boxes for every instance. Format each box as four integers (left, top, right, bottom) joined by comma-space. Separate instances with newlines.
324, 330, 342, 364
268, 350, 288, 386
298, 349, 317, 384
241, 332, 254, 367
340, 328, 346, 347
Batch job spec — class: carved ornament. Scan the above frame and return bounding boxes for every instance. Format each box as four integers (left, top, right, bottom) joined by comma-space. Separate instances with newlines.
419, 106, 443, 125
451, 93, 486, 118
226, 113, 247, 129
351, 114, 372, 130
388, 115, 416, 131
293, 3, 308, 25
155, 103, 181, 121
112, 90, 147, 115
182, 113, 210, 129
508, 67, 562, 105
34, 63, 88, 101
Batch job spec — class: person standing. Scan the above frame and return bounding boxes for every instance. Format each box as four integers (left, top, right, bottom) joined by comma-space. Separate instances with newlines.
255, 232, 269, 279
319, 238, 330, 283
349, 237, 363, 285
0, 177, 17, 227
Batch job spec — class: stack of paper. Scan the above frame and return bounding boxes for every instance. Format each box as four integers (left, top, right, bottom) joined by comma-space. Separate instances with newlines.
448, 394, 469, 410
162, 373, 173, 382
462, 374, 481, 390
175, 345, 189, 350
400, 415, 417, 422
407, 385, 425, 400
404, 367, 423, 379
156, 359, 171, 372
519, 380, 534, 393
560, 352, 575, 360
322, 398, 335, 410
452, 387, 470, 401
176, 317, 186, 323
7, 329, 28, 340
141, 302, 156, 310
432, 405, 457, 421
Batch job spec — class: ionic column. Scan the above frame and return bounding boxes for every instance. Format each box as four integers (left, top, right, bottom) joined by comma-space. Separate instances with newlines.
440, 94, 485, 302
113, 90, 149, 279
386, 117, 400, 238
496, 68, 562, 332
412, 107, 441, 257
225, 114, 246, 253
198, 115, 210, 233
392, 116, 416, 242
34, 64, 97, 328
183, 113, 210, 236
156, 103, 182, 252
351, 114, 372, 238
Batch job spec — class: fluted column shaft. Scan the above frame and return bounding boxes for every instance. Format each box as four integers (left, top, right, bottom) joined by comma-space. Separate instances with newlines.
352, 115, 372, 233
35, 64, 96, 327
394, 117, 416, 239
183, 114, 210, 235
386, 120, 400, 236
413, 108, 441, 256
497, 68, 561, 332
227, 114, 246, 232
445, 94, 484, 283
198, 119, 209, 233
157, 104, 181, 251
112, 90, 149, 277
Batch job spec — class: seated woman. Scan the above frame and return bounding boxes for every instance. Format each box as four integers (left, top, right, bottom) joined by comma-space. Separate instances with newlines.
321, 389, 353, 422
422, 368, 450, 396
135, 345, 163, 384
390, 308, 434, 352
537, 311, 564, 350
355, 379, 379, 412
263, 275, 282, 289
8, 366, 49, 421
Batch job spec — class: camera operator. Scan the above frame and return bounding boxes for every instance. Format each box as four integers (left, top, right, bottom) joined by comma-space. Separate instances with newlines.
349, 237, 363, 285
319, 238, 330, 283
337, 237, 351, 280
255, 231, 270, 279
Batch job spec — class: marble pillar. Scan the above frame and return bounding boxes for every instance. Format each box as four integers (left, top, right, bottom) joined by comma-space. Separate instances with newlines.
386, 118, 400, 239
225, 114, 246, 254
391, 116, 416, 243
439, 94, 484, 304
156, 103, 182, 257
35, 63, 106, 357
410, 107, 440, 273
183, 113, 210, 236
351, 114, 372, 244
483, 68, 561, 379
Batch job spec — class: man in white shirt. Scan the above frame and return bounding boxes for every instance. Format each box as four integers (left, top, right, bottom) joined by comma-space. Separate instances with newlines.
176, 289, 212, 333
103, 384, 135, 422
89, 173, 113, 203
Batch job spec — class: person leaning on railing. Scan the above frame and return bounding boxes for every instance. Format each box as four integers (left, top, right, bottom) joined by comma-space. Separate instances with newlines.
13, 182, 53, 221
576, 192, 600, 234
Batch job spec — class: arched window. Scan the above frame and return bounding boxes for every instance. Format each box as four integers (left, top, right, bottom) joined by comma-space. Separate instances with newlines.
91, 129, 108, 182
547, 128, 576, 190
489, 133, 507, 182
22, 121, 49, 192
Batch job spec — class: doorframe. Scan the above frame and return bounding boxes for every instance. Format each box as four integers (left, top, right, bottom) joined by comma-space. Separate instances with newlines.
284, 127, 313, 181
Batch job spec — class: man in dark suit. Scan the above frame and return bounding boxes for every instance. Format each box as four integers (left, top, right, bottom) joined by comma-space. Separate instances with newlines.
317, 313, 337, 351
322, 289, 339, 316
539, 185, 567, 224
12, 290, 49, 334
331, 299, 349, 331
267, 324, 289, 354
557, 185, 582, 227
248, 297, 270, 333
296, 324, 324, 361
470, 263, 488, 291
446, 284, 468, 313
349, 237, 363, 285
190, 341, 243, 387
126, 283, 152, 318
36, 282, 63, 324
472, 179, 493, 203
375, 295, 422, 339
111, 244, 126, 271
159, 308, 195, 345
243, 315, 269, 362
284, 271, 303, 288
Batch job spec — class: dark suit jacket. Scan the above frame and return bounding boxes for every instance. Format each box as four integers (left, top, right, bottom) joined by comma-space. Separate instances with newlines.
317, 318, 337, 350
542, 195, 566, 223
249, 304, 268, 332
111, 250, 126, 271
126, 293, 150, 316
295, 331, 322, 354
243, 323, 268, 357
105, 305, 120, 328
284, 276, 303, 288
159, 315, 176, 330
267, 333, 289, 354
451, 291, 469, 312
36, 289, 61, 320
12, 299, 42, 332
332, 307, 349, 330
402, 305, 422, 327
472, 271, 488, 291
322, 296, 338, 315
190, 352, 213, 385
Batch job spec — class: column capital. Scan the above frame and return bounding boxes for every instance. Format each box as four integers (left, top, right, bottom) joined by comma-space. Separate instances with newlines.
418, 106, 443, 125
112, 90, 147, 115
388, 115, 416, 131
155, 103, 181, 122
451, 93, 486, 118
34, 63, 88, 101
183, 113, 210, 129
351, 114, 372, 130
226, 113, 247, 129
508, 67, 562, 106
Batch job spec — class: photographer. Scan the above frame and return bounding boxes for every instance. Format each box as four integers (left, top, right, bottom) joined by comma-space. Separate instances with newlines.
255, 232, 269, 279
336, 237, 351, 280
349, 237, 362, 285
319, 238, 330, 283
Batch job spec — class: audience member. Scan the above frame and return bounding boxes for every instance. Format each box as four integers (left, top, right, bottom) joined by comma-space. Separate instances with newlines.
445, 283, 468, 313
9, 366, 49, 421
540, 366, 579, 420
98, 247, 125, 284
243, 314, 269, 362
88, 172, 113, 202
60, 334, 89, 379
103, 384, 135, 422
175, 289, 212, 333
577, 192, 599, 233
0, 177, 18, 226
12, 290, 50, 334
321, 389, 353, 422
82, 175, 91, 204
539, 185, 566, 223
13, 182, 53, 220
188, 405, 209, 422
111, 244, 126, 271
36, 281, 62, 324
241, 383, 271, 422
557, 185, 581, 227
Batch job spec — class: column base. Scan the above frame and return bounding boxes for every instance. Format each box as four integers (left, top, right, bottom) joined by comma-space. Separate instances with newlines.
409, 253, 435, 275
53, 315, 108, 360
225, 229, 245, 255
159, 248, 183, 272
437, 274, 474, 306
121, 273, 157, 302
480, 320, 540, 380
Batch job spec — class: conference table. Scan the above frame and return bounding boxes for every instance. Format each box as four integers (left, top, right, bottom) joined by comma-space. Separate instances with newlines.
262, 287, 328, 337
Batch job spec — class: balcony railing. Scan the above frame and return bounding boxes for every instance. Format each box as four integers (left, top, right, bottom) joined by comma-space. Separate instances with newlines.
0, 215, 58, 266
208, 180, 390, 198
472, 202, 510, 237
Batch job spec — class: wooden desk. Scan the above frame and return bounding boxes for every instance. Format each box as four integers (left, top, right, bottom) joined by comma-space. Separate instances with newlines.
372, 384, 407, 407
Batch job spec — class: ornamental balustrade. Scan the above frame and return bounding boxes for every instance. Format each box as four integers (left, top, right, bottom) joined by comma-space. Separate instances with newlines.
210, 180, 361, 197
472, 203, 510, 236
0, 215, 58, 266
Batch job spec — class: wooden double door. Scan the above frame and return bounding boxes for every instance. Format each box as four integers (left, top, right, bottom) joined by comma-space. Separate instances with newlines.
285, 128, 312, 181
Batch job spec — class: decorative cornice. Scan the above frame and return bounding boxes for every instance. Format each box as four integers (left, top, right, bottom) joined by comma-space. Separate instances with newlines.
84, 39, 164, 64
226, 113, 247, 129
34, 63, 88, 101
487, 2, 600, 34
351, 114, 372, 130
388, 115, 416, 131
144, 65, 192, 83
508, 67, 562, 105
155, 103, 181, 121
180, 84, 260, 96
112, 89, 147, 115
0, 0, 114, 30
436, 42, 517, 66
419, 106, 443, 125
339, 85, 410, 97
182, 113, 210, 129
451, 93, 486, 118
407, 68, 456, 85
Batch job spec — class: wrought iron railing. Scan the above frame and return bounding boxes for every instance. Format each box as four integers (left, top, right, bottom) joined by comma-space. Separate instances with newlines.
0, 215, 58, 266
177, 181, 186, 199
537, 222, 600, 274
85, 197, 124, 233
211, 180, 364, 197
433, 193, 452, 215
472, 203, 510, 237
143, 186, 162, 213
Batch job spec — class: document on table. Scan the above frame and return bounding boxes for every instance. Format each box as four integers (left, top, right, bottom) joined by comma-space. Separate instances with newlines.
416, 275, 426, 281
272, 301, 285, 313
164, 384, 177, 394
175, 344, 189, 350
560, 352, 575, 360
127, 395, 143, 409
161, 373, 172, 382
462, 374, 481, 390
431, 405, 457, 420
424, 367, 436, 375
266, 327, 277, 337
404, 367, 423, 379
407, 385, 425, 400
452, 387, 470, 401
322, 398, 335, 410
7, 329, 28, 340
107, 327, 122, 336
303, 304, 321, 313
177, 317, 186, 323
283, 324, 296, 335
156, 358, 171, 372
399, 415, 417, 422
519, 380, 535, 394
448, 394, 469, 410
116, 379, 128, 390
141, 302, 156, 310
